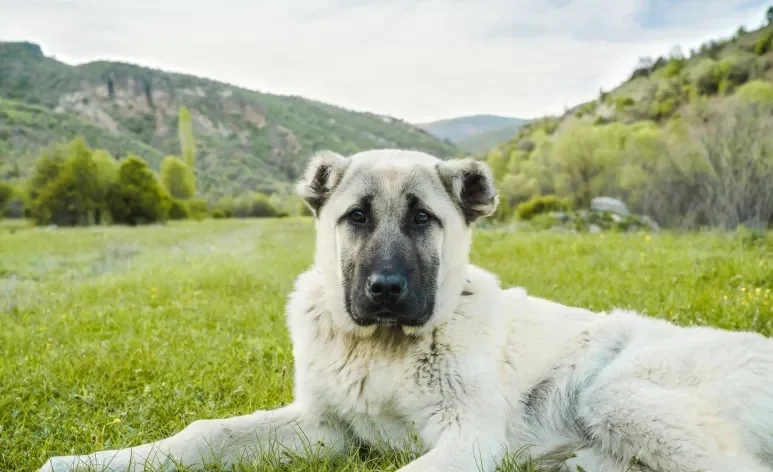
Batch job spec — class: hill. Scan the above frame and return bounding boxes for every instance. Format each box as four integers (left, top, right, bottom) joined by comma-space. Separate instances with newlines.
418, 114, 528, 147
480, 16, 773, 230
455, 124, 528, 153
0, 41, 457, 198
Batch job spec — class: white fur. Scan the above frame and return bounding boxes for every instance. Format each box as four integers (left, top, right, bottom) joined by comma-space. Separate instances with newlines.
39, 150, 773, 472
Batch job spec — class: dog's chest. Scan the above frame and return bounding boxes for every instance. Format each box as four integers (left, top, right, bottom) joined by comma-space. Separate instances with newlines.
303, 330, 458, 447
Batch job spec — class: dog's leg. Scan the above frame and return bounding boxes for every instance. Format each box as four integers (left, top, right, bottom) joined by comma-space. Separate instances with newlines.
579, 381, 770, 472
38, 402, 350, 472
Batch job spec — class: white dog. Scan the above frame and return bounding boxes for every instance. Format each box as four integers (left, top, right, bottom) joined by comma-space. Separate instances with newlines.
40, 149, 773, 472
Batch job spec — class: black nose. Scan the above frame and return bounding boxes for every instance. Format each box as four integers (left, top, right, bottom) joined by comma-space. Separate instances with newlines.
366, 273, 408, 306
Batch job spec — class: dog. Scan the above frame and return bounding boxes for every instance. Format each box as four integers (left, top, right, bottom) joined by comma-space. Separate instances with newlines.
40, 149, 773, 472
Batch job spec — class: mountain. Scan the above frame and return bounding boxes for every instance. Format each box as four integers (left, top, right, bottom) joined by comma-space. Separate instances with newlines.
0, 41, 457, 198
455, 124, 528, 153
417, 114, 528, 150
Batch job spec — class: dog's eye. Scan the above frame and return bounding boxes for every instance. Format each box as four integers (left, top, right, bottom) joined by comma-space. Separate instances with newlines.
413, 210, 431, 225
348, 209, 367, 224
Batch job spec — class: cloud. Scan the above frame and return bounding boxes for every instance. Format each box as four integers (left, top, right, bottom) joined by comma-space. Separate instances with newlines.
0, 0, 769, 122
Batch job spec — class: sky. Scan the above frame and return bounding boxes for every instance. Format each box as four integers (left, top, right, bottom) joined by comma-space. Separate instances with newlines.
0, 0, 771, 123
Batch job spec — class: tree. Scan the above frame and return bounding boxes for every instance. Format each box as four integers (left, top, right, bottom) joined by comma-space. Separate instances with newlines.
549, 120, 625, 206
107, 155, 170, 226
91, 149, 119, 224
25, 144, 82, 226
66, 137, 101, 224
160, 156, 195, 200
178, 106, 196, 164
767, 6, 773, 25
177, 105, 197, 196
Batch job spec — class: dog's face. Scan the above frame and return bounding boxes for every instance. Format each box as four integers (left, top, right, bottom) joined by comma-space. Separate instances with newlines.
298, 149, 498, 336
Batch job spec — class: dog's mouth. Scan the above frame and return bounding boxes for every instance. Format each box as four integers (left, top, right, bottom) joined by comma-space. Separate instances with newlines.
353, 310, 430, 327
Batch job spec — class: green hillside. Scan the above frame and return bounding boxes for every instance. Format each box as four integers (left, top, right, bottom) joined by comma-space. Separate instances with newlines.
0, 41, 457, 198
418, 114, 528, 145
0, 99, 164, 179
481, 16, 773, 230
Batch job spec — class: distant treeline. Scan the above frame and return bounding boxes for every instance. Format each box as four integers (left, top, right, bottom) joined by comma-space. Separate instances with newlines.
0, 106, 312, 225
0, 136, 312, 226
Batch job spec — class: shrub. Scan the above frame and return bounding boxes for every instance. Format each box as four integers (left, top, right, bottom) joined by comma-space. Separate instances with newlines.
515, 195, 573, 221
614, 96, 635, 111
634, 100, 773, 229
168, 199, 190, 220
689, 59, 720, 95
106, 155, 170, 226
160, 156, 195, 200
664, 58, 686, 78
735, 80, 773, 102
213, 197, 234, 218
187, 199, 209, 220
0, 182, 12, 216
232, 192, 279, 218
211, 209, 229, 219
2, 187, 25, 219
754, 30, 773, 55
722, 56, 753, 85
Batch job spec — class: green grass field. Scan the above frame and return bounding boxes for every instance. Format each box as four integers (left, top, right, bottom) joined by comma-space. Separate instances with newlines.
1, 219, 772, 471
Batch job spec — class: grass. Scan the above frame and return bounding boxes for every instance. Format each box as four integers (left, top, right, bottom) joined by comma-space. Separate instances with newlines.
1, 218, 772, 471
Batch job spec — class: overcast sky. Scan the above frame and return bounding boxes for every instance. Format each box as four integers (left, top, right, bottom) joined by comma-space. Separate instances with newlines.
0, 0, 770, 122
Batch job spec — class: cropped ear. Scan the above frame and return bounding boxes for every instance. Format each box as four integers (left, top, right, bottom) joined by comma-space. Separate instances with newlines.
436, 157, 498, 224
296, 150, 350, 216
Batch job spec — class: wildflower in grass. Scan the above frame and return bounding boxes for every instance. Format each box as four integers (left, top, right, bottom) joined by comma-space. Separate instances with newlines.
112, 418, 121, 424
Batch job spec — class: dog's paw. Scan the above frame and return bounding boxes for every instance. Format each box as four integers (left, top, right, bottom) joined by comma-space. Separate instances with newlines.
38, 456, 79, 472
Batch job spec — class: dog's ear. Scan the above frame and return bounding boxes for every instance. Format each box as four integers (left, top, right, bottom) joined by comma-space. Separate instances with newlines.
296, 150, 351, 216
437, 157, 499, 224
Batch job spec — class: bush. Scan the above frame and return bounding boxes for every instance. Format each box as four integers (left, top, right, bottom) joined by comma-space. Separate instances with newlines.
168, 199, 190, 220
232, 192, 280, 218
754, 30, 773, 55
106, 155, 170, 226
735, 80, 773, 102
664, 58, 686, 78
0, 182, 12, 216
515, 195, 573, 221
2, 188, 25, 219
650, 97, 677, 120
633, 99, 773, 229
211, 209, 229, 219
722, 56, 753, 85
160, 156, 195, 200
187, 199, 209, 220
689, 59, 720, 95
615, 96, 635, 111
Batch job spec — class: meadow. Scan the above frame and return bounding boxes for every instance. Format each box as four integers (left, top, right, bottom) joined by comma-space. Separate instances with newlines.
1, 218, 771, 471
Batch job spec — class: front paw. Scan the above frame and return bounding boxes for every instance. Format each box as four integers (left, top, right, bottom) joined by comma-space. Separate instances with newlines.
39, 456, 80, 472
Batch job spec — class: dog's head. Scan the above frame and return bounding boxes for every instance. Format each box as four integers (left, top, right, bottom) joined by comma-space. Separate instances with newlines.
297, 149, 498, 336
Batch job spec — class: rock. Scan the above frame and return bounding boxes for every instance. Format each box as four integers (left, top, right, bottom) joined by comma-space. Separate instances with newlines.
591, 197, 630, 217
